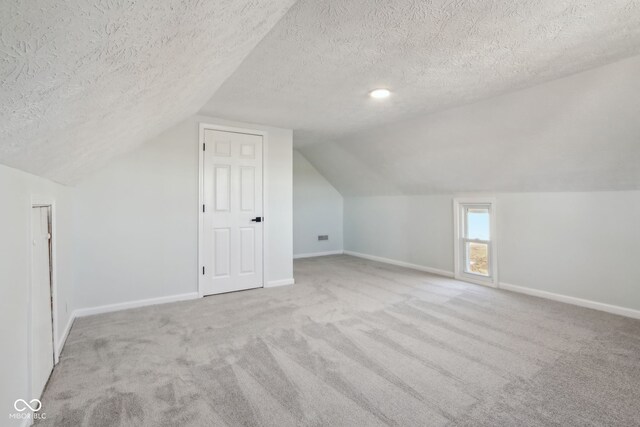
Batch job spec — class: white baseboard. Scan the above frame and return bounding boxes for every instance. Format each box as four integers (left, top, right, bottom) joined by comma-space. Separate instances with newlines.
499, 282, 640, 320
343, 250, 454, 278
294, 250, 344, 259
55, 313, 75, 359
265, 278, 295, 288
342, 250, 640, 319
74, 292, 199, 318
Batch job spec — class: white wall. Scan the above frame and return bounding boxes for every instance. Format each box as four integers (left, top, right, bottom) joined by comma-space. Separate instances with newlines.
73, 115, 293, 310
0, 164, 74, 425
345, 191, 640, 313
344, 195, 453, 273
497, 192, 640, 310
293, 150, 343, 257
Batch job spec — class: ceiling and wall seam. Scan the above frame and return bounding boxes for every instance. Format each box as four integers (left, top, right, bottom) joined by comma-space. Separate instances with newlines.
0, 0, 298, 185
297, 55, 640, 195
203, 0, 640, 145
3, 0, 640, 190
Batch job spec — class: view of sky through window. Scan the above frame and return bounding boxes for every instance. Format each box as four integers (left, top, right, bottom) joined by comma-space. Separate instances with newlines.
467, 209, 490, 240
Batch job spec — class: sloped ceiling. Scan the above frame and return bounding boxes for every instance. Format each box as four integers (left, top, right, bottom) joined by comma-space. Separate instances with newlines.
300, 55, 640, 195
0, 0, 296, 184
203, 0, 640, 145
201, 0, 640, 194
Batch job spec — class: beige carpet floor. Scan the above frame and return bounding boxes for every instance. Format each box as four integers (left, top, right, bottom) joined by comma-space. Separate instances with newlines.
37, 255, 640, 426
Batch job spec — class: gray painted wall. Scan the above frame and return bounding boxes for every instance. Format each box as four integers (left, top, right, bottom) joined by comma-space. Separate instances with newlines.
344, 192, 640, 311
293, 150, 343, 256
0, 164, 74, 425
73, 115, 293, 309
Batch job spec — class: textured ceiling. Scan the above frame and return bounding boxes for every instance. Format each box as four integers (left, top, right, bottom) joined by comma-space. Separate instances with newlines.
202, 0, 640, 146
298, 55, 640, 195
0, 0, 296, 184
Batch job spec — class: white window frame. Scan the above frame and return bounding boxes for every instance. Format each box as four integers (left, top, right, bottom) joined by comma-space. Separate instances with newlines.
453, 198, 498, 287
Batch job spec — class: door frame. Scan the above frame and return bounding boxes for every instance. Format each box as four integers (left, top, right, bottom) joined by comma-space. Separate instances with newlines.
453, 197, 498, 287
29, 198, 58, 403
198, 123, 268, 297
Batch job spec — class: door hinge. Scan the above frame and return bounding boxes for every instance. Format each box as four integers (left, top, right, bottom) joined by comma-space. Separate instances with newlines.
202, 266, 205, 275
203, 143, 206, 151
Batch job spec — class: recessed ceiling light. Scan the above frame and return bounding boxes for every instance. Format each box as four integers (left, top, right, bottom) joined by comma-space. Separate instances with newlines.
370, 88, 391, 99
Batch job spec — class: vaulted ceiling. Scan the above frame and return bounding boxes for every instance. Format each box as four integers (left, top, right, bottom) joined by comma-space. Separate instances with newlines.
3, 0, 640, 191
0, 0, 296, 184
201, 0, 640, 195
299, 55, 640, 195
203, 0, 640, 147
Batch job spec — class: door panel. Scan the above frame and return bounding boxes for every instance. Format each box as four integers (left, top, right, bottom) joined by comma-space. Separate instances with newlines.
31, 206, 54, 399
202, 129, 263, 295
240, 227, 256, 274
214, 166, 231, 211
213, 228, 231, 277
240, 167, 255, 211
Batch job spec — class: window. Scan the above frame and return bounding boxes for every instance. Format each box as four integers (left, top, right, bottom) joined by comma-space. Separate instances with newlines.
454, 199, 497, 286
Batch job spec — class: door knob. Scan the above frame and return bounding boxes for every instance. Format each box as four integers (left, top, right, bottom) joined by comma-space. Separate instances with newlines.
250, 217, 263, 223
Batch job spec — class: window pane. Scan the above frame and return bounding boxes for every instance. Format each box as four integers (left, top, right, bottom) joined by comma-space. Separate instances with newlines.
466, 242, 489, 276
466, 208, 490, 240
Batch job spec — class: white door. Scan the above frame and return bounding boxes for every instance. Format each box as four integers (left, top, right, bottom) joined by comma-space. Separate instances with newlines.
31, 206, 54, 399
201, 129, 264, 295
